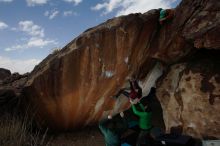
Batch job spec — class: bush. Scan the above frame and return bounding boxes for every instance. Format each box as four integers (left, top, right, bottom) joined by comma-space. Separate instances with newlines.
51, 48, 61, 54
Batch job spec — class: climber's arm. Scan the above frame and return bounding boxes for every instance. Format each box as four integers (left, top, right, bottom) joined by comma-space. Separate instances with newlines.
131, 104, 144, 117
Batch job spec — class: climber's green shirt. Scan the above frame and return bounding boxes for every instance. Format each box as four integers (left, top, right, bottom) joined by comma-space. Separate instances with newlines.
131, 103, 152, 130
160, 9, 167, 19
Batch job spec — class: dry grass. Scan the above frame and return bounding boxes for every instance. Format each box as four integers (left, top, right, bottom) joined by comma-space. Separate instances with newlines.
0, 115, 49, 146
0, 115, 104, 146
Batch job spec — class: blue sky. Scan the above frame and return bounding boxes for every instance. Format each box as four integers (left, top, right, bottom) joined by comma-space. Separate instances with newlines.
0, 0, 181, 73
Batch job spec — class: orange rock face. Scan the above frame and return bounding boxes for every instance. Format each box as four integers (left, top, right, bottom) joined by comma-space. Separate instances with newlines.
21, 0, 220, 138
22, 11, 160, 130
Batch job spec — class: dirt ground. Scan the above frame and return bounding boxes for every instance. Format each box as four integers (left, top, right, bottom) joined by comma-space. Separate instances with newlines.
47, 126, 105, 146
47, 95, 166, 146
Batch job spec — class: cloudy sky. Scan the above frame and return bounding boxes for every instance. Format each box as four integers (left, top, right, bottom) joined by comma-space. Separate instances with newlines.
0, 0, 181, 74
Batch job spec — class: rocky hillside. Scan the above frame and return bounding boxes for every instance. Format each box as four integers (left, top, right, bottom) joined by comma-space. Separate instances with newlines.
1, 0, 219, 139
0, 69, 28, 115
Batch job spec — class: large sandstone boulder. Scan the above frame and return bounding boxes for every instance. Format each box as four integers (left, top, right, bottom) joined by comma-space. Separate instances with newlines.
156, 50, 220, 138
22, 11, 160, 129
20, 0, 220, 138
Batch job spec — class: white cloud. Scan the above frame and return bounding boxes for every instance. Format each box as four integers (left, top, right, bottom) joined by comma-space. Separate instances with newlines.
19, 20, 44, 37
26, 0, 49, 6
0, 21, 8, 30
11, 27, 17, 31
0, 0, 13, 2
91, 3, 109, 11
0, 56, 41, 74
49, 10, 59, 19
27, 37, 57, 48
5, 37, 58, 51
5, 20, 58, 51
63, 0, 82, 6
63, 10, 77, 17
91, 0, 122, 14
44, 10, 59, 20
92, 0, 177, 16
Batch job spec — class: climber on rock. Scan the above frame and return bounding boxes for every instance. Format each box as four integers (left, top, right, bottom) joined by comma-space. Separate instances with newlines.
159, 8, 175, 25
113, 78, 142, 100
99, 112, 128, 146
130, 96, 153, 146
